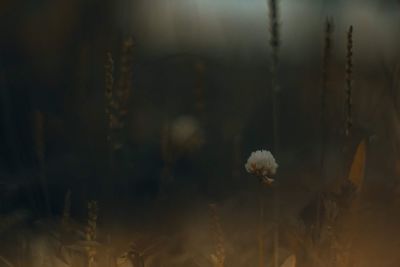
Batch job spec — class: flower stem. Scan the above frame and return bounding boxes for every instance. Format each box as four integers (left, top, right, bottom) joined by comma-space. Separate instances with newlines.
258, 183, 265, 267
268, 0, 280, 266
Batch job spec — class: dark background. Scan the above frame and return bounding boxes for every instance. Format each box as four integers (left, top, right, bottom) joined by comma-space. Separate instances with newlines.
1, 1, 400, 266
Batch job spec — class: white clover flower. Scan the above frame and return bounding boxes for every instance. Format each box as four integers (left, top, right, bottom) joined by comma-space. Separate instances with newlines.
245, 150, 278, 185
170, 115, 204, 151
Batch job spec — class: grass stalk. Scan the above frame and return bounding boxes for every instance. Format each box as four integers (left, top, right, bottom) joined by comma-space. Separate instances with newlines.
268, 0, 280, 266
62, 189, 72, 229
209, 204, 225, 267
317, 18, 334, 241
258, 186, 265, 267
345, 26, 354, 137
104, 37, 134, 168
34, 110, 51, 216
86, 200, 98, 267
105, 51, 115, 168
194, 60, 206, 120
321, 18, 334, 167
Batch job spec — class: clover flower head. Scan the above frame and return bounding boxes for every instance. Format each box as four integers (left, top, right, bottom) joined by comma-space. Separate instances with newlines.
245, 150, 278, 185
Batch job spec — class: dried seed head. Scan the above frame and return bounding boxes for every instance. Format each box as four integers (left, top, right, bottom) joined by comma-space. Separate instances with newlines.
345, 25, 354, 136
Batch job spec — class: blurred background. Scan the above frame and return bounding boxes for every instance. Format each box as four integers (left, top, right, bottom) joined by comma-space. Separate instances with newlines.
1, 0, 400, 266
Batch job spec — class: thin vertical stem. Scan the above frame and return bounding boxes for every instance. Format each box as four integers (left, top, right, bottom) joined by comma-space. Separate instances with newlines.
321, 18, 333, 168
345, 26, 354, 136
62, 189, 72, 229
232, 133, 242, 181
269, 1, 280, 266
272, 185, 279, 267
258, 185, 265, 267
269, 0, 280, 154
105, 37, 134, 169
209, 204, 225, 267
160, 119, 174, 196
194, 60, 205, 120
105, 52, 115, 169
34, 110, 51, 216
86, 201, 98, 267
317, 18, 334, 241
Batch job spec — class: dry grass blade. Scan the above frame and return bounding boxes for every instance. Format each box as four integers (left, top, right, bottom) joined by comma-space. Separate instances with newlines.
347, 139, 366, 192
335, 139, 367, 267
280, 255, 296, 267
0, 255, 14, 267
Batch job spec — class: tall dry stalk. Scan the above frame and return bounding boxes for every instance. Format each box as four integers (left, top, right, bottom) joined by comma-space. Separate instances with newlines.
194, 60, 206, 119
105, 52, 116, 168
34, 110, 51, 215
232, 133, 242, 181
321, 18, 334, 168
86, 200, 98, 267
105, 37, 134, 168
159, 119, 175, 197
209, 204, 225, 267
268, 0, 280, 266
62, 189, 72, 229
258, 185, 265, 267
317, 18, 334, 241
116, 37, 134, 115
269, 0, 280, 152
345, 26, 354, 136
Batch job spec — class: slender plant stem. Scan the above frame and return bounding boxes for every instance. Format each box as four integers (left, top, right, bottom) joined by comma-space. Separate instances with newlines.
269, 0, 280, 266
320, 18, 333, 176
345, 26, 354, 136
317, 18, 334, 241
34, 111, 51, 216
258, 184, 265, 267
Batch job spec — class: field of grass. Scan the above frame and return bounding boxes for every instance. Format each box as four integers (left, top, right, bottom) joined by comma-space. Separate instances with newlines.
1, 0, 400, 267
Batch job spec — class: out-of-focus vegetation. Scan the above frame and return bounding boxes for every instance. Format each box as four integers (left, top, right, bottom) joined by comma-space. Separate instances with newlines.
1, 1, 400, 267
